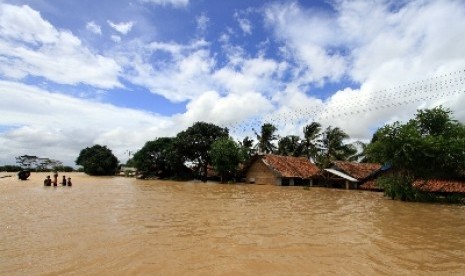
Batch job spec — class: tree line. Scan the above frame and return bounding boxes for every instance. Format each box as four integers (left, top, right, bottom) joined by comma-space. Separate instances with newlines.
1, 155, 74, 172
74, 106, 465, 202
74, 120, 360, 182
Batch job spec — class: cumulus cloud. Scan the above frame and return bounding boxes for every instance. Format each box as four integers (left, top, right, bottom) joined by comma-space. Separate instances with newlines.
107, 20, 135, 35
0, 81, 176, 165
262, 0, 465, 140
213, 55, 286, 96
114, 39, 216, 102
178, 90, 273, 127
86, 21, 102, 35
0, 3, 121, 89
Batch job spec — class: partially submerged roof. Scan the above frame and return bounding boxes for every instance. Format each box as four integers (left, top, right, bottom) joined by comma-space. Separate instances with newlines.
413, 179, 465, 193
324, 168, 359, 182
261, 154, 320, 178
333, 161, 382, 180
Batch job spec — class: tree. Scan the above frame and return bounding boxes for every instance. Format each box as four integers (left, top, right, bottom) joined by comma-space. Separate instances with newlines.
211, 137, 243, 183
176, 122, 229, 181
277, 135, 303, 156
254, 123, 278, 154
75, 144, 119, 175
302, 122, 322, 160
132, 137, 183, 179
15, 155, 62, 171
15, 155, 39, 169
365, 107, 465, 201
366, 106, 465, 179
316, 126, 356, 168
239, 136, 255, 164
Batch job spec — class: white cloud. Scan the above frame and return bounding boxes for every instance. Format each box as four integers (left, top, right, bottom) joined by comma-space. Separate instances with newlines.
262, 0, 465, 140
196, 14, 209, 33
213, 55, 286, 96
111, 35, 122, 43
107, 20, 134, 35
234, 12, 252, 35
86, 21, 102, 35
237, 18, 252, 35
0, 81, 176, 165
178, 90, 273, 129
0, 3, 121, 89
114, 39, 215, 102
140, 0, 189, 8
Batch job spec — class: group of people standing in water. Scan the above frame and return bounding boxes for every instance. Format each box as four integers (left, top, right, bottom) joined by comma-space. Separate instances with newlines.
44, 172, 72, 187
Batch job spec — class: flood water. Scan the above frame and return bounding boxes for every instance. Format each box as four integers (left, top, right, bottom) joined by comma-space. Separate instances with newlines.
1, 172, 465, 275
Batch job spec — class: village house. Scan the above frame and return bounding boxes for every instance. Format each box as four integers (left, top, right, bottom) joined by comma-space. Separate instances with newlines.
412, 179, 465, 195
321, 161, 384, 190
245, 154, 320, 186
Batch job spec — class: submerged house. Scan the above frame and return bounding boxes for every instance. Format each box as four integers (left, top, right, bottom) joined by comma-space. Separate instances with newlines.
412, 179, 465, 195
245, 154, 320, 186
322, 161, 384, 189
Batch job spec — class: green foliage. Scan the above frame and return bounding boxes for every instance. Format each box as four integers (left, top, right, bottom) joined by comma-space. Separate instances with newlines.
278, 135, 303, 156
132, 137, 184, 179
53, 165, 74, 172
239, 136, 255, 162
254, 123, 278, 154
377, 174, 464, 203
211, 137, 243, 182
15, 155, 63, 171
0, 165, 23, 172
75, 144, 119, 176
366, 106, 465, 179
176, 122, 229, 181
377, 173, 416, 201
317, 126, 357, 168
302, 122, 322, 160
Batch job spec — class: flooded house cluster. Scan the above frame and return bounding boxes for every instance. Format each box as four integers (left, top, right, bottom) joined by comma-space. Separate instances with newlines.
243, 154, 465, 196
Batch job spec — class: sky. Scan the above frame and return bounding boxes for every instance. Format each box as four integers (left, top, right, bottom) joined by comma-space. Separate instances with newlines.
1, 0, 465, 166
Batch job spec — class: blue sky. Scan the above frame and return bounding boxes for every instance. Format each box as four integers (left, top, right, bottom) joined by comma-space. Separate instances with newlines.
1, 0, 465, 166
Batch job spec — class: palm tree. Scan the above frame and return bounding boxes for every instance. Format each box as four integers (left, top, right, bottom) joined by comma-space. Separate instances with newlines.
278, 135, 303, 156
302, 122, 322, 161
254, 123, 278, 154
317, 126, 356, 168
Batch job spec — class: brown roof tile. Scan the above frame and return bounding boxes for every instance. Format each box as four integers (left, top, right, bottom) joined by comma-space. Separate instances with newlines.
262, 154, 320, 178
333, 161, 382, 180
413, 179, 465, 193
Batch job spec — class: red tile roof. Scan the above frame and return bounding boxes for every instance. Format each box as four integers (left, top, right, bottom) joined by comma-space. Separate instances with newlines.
262, 154, 320, 178
333, 161, 382, 180
413, 179, 465, 193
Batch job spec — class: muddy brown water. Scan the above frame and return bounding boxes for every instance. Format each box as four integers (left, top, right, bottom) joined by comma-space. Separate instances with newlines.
1, 172, 465, 275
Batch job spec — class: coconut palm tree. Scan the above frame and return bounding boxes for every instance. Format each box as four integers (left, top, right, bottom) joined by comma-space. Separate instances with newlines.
317, 126, 356, 168
278, 135, 303, 156
254, 123, 278, 154
302, 122, 322, 161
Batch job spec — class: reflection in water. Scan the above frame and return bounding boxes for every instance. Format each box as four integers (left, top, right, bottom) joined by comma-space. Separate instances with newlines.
1, 172, 465, 275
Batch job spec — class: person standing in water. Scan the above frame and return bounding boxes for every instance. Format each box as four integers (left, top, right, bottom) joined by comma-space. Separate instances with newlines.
61, 175, 67, 186
44, 176, 52, 186
53, 171, 58, 186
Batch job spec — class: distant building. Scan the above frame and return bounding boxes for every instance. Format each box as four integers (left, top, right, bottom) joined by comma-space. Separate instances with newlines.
245, 154, 320, 186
